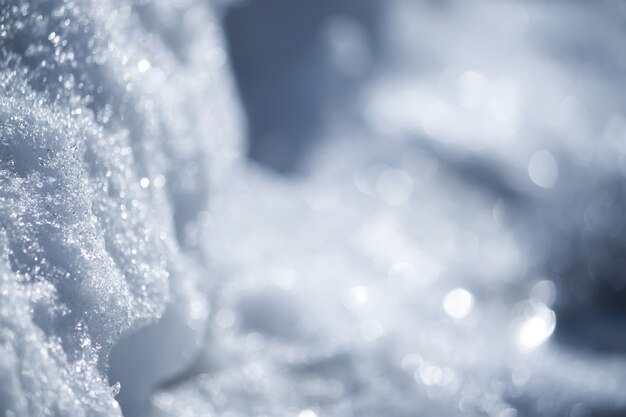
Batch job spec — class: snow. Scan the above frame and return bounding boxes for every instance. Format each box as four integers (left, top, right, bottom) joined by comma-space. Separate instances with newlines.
1, 0, 239, 415
1, 0, 626, 417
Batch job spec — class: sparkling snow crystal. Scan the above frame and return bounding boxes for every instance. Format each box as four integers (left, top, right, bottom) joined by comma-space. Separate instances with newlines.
1, 0, 240, 415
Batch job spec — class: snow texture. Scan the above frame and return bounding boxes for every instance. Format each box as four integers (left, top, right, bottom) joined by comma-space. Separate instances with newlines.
0, 0, 240, 415
2, 0, 626, 417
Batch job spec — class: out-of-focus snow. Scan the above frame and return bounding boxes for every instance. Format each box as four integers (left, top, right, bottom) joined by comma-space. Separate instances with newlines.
2, 0, 626, 417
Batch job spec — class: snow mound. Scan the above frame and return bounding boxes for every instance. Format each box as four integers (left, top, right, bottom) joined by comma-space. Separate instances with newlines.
0, 0, 241, 415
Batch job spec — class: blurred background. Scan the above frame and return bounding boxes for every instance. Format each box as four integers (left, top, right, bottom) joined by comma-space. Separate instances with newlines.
110, 1, 626, 416
223, 0, 382, 173
223, 0, 626, 354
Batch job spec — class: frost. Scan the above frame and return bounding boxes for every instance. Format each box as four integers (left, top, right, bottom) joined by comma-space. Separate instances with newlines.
2, 0, 626, 417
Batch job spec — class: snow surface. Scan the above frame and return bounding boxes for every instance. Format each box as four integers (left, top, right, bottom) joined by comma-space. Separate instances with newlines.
1, 0, 240, 415
1, 0, 626, 417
